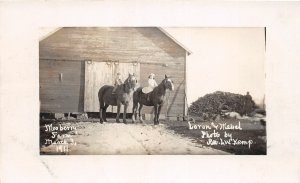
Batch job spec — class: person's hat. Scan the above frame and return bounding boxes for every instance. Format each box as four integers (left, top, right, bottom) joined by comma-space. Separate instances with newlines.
149, 73, 155, 77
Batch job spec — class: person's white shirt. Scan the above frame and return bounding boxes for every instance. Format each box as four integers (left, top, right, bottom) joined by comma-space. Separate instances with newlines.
148, 78, 158, 88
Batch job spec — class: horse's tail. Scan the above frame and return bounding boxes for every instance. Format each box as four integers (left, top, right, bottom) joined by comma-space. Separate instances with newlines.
98, 86, 107, 108
133, 87, 143, 103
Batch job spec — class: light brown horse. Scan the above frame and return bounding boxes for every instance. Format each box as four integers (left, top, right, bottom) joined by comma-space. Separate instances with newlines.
132, 75, 174, 125
98, 74, 137, 124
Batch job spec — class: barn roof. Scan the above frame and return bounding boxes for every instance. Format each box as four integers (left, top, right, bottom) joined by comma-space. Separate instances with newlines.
158, 28, 192, 55
39, 27, 62, 42
39, 27, 192, 55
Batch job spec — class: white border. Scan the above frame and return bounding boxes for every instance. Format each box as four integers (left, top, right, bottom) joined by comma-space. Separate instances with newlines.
1, 1, 300, 183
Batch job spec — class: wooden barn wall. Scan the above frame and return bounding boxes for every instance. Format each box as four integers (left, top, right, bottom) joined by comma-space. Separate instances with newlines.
40, 28, 185, 63
39, 60, 85, 113
139, 63, 185, 116
40, 27, 186, 116
84, 62, 140, 113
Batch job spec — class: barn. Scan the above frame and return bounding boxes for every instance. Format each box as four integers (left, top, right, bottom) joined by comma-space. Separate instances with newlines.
39, 27, 191, 119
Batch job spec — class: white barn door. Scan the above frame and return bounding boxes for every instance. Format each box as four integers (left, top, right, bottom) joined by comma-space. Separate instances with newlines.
84, 61, 113, 112
84, 61, 140, 113
112, 62, 140, 113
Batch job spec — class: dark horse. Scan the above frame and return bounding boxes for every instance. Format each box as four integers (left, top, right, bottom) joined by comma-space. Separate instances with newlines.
132, 75, 174, 125
98, 74, 137, 124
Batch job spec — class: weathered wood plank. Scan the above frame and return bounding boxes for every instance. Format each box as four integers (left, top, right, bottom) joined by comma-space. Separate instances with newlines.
39, 60, 84, 113
40, 27, 187, 116
113, 62, 140, 113
40, 27, 186, 62
83, 61, 140, 112
139, 62, 186, 116
84, 61, 113, 112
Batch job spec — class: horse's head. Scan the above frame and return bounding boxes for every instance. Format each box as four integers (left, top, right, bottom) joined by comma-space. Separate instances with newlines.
163, 74, 174, 91
124, 73, 138, 91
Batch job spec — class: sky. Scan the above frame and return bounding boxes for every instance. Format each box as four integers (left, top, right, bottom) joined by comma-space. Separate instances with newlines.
164, 27, 265, 106
40, 27, 266, 106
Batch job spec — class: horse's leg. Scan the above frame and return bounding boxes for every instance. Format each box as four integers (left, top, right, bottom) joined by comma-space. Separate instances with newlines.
157, 104, 163, 125
132, 102, 137, 123
116, 102, 121, 123
99, 102, 104, 124
138, 104, 144, 123
154, 104, 158, 125
123, 104, 128, 124
134, 104, 138, 122
103, 104, 109, 122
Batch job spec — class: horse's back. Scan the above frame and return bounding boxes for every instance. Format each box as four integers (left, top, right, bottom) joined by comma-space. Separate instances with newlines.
98, 85, 113, 100
99, 85, 113, 91
133, 87, 143, 96
136, 86, 143, 93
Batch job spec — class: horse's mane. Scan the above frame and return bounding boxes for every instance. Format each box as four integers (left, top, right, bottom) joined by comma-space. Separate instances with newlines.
120, 75, 135, 93
124, 78, 129, 84
120, 78, 128, 92
152, 78, 167, 93
158, 78, 168, 87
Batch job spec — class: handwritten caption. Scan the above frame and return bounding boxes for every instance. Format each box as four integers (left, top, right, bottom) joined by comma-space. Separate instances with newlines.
188, 121, 253, 149
44, 124, 77, 153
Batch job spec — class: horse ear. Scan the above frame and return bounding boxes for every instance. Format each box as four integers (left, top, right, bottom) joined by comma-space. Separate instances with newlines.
165, 74, 168, 79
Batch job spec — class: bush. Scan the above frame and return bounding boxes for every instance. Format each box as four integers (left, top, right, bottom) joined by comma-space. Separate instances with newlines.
188, 91, 256, 120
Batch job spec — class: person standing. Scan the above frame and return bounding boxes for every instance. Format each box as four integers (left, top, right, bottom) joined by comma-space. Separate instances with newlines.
244, 91, 254, 115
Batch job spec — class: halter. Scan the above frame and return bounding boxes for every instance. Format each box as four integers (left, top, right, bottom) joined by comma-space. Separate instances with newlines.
123, 75, 136, 92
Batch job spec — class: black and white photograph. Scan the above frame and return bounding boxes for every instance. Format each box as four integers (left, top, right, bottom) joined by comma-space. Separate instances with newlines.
2, 2, 300, 182
39, 27, 266, 155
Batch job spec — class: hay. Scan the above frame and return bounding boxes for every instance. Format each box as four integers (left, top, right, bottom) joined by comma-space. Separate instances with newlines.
188, 91, 256, 120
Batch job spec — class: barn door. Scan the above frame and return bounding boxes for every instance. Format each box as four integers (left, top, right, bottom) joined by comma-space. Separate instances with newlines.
112, 62, 140, 113
84, 61, 114, 112
84, 61, 140, 113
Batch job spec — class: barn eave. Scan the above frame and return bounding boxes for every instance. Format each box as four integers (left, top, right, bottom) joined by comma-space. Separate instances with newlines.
158, 27, 192, 56
39, 27, 192, 56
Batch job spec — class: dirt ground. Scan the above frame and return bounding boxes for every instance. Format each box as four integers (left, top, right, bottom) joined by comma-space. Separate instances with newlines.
40, 118, 266, 155
40, 120, 229, 155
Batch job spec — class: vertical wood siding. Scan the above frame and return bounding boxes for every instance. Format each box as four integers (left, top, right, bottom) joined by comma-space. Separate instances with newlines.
84, 61, 114, 112
139, 63, 185, 116
40, 27, 186, 116
84, 61, 140, 113
39, 60, 85, 113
